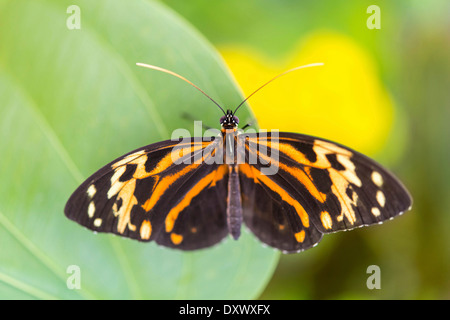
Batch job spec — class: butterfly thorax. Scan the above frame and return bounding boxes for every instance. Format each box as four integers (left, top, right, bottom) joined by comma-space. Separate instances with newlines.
220, 109, 241, 165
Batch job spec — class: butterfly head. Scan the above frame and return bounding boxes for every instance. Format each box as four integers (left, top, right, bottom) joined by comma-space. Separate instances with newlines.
220, 109, 239, 129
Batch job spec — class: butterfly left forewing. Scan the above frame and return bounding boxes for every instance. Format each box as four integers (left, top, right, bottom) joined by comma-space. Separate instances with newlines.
65, 140, 179, 241
65, 137, 230, 249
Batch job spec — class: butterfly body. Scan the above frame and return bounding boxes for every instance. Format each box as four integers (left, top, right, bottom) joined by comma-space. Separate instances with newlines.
220, 110, 244, 240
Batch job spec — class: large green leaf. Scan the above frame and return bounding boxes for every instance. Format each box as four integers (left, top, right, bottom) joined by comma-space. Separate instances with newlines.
0, 0, 278, 299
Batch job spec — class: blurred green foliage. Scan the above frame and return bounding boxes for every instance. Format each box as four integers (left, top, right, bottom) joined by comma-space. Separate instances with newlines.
0, 0, 448, 300
0, 0, 278, 299
160, 0, 450, 299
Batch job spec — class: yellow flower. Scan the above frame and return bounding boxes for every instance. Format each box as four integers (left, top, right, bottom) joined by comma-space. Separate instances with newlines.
221, 32, 394, 156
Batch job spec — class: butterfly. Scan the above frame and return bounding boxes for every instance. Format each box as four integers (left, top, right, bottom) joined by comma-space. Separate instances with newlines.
65, 63, 412, 253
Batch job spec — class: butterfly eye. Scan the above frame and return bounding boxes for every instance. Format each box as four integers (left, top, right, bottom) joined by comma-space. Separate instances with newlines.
220, 115, 226, 124
233, 116, 239, 124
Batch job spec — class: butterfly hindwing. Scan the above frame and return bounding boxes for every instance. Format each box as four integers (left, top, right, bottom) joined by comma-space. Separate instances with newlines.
239, 163, 324, 253
153, 164, 229, 250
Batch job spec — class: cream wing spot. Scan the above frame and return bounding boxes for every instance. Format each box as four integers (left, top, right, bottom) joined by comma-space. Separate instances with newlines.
371, 207, 381, 217
320, 211, 333, 230
314, 139, 352, 156
111, 150, 147, 169
88, 202, 95, 218
108, 166, 127, 199
376, 190, 386, 207
328, 169, 358, 225
371, 171, 384, 187
336, 154, 362, 187
93, 218, 102, 227
115, 179, 138, 233
140, 221, 152, 240
87, 185, 96, 198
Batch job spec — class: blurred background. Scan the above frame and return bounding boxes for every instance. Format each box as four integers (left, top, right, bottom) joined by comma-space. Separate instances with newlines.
160, 0, 450, 299
0, 0, 448, 300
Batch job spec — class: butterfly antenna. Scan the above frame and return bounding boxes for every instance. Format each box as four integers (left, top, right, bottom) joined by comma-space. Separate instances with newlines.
233, 62, 324, 115
136, 63, 226, 115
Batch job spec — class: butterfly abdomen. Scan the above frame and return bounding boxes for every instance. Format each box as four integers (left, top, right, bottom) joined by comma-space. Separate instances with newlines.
227, 165, 243, 240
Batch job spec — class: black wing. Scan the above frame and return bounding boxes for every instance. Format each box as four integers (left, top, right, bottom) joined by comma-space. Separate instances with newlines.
65, 137, 230, 250
238, 132, 412, 253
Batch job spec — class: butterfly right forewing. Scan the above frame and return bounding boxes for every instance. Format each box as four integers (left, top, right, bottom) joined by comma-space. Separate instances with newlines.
237, 132, 412, 253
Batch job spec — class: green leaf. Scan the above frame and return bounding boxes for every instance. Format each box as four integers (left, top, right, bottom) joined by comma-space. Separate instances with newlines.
0, 0, 278, 299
